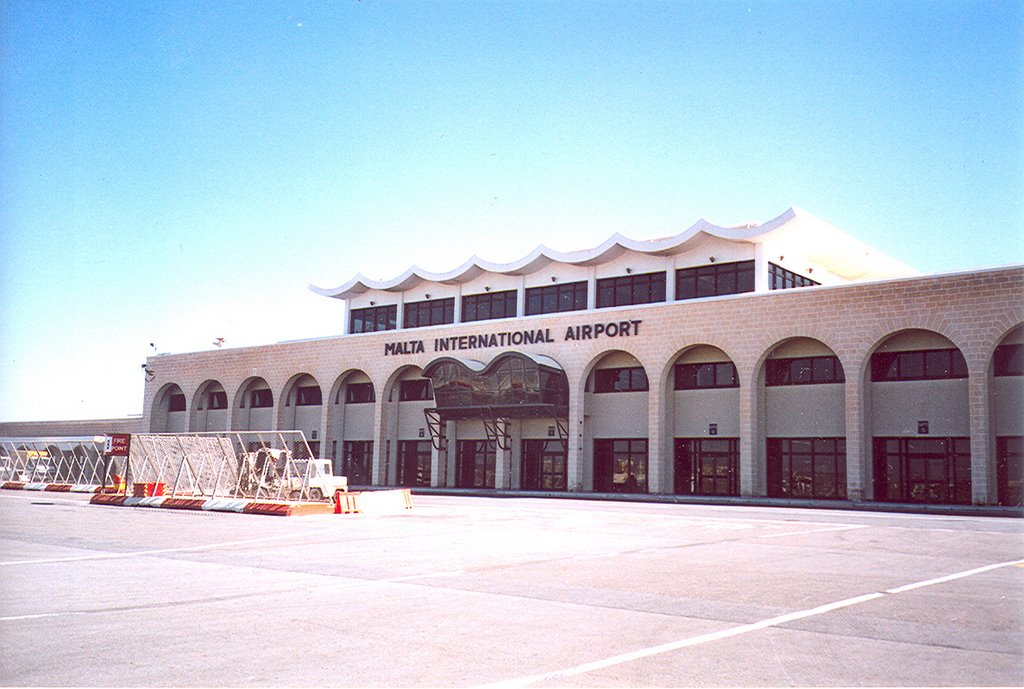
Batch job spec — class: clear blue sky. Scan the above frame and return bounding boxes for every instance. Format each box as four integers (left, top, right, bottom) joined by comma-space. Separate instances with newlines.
1, 0, 1021, 422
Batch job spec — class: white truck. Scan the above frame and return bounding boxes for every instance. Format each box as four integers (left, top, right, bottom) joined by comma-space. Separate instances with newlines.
239, 448, 347, 501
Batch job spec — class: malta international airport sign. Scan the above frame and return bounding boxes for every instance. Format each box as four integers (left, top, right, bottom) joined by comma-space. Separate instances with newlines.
384, 319, 644, 356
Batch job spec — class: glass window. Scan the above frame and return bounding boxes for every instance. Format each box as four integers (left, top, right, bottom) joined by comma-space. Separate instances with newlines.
397, 440, 432, 487
341, 440, 373, 485
525, 281, 588, 316
870, 349, 968, 381
674, 438, 739, 495
399, 379, 433, 402
768, 263, 819, 290
456, 440, 495, 489
345, 382, 375, 404
404, 298, 455, 329
350, 304, 397, 334
594, 439, 648, 493
676, 261, 755, 300
250, 388, 273, 408
872, 436, 971, 504
674, 362, 738, 389
168, 394, 186, 412
596, 272, 666, 308
521, 439, 567, 491
994, 344, 1023, 376
594, 367, 649, 393
997, 436, 1023, 506
766, 356, 845, 386
208, 391, 228, 410
767, 437, 846, 499
295, 385, 322, 406
462, 290, 517, 323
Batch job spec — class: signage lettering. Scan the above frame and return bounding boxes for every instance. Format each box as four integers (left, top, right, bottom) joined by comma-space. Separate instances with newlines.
382, 320, 643, 356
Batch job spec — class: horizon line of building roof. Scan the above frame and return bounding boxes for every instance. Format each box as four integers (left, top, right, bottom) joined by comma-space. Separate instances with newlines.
309, 206, 920, 301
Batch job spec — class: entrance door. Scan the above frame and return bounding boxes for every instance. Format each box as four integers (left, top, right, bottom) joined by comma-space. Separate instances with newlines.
456, 440, 496, 489
873, 437, 971, 504
397, 440, 432, 487
674, 438, 738, 495
593, 439, 648, 493
521, 439, 567, 491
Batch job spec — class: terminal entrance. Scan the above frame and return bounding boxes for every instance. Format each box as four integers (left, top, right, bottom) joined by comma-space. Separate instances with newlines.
422, 352, 570, 491
674, 438, 739, 496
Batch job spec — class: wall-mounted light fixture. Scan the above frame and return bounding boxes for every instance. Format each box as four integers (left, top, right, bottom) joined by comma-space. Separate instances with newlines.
779, 255, 785, 261
425, 293, 431, 299
484, 286, 491, 292
550, 276, 557, 283
709, 256, 716, 263
625, 267, 633, 274
369, 300, 376, 306
807, 267, 814, 274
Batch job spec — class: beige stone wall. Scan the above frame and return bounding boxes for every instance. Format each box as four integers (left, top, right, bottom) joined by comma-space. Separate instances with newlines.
6, 266, 1021, 504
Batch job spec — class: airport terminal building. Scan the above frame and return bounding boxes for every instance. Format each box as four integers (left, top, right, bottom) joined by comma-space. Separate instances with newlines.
7, 208, 1023, 506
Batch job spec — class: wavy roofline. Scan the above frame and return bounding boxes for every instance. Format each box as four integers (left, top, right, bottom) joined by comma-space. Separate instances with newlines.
310, 207, 916, 299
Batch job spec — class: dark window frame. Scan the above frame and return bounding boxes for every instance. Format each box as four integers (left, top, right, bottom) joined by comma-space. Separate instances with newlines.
872, 436, 971, 505
168, 393, 186, 412
341, 440, 373, 485
674, 437, 739, 496
994, 343, 1023, 377
397, 440, 432, 487
349, 304, 397, 334
345, 382, 375, 404
525, 281, 588, 316
596, 271, 666, 308
249, 388, 273, 408
768, 263, 819, 290
207, 390, 228, 410
295, 385, 322, 406
399, 379, 433, 402
521, 439, 568, 491
674, 362, 739, 389
871, 348, 968, 382
676, 260, 755, 300
766, 355, 845, 386
403, 297, 455, 329
462, 290, 518, 323
593, 438, 648, 493
593, 366, 649, 393
767, 437, 847, 499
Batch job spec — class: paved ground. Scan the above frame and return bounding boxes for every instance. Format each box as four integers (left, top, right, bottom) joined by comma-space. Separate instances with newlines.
0, 491, 1021, 687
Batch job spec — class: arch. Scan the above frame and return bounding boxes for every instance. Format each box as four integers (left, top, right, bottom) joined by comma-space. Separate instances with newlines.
378, 365, 434, 487
866, 329, 970, 505
191, 379, 228, 432
990, 323, 1024, 506
326, 369, 375, 485
664, 344, 741, 497
582, 349, 650, 494
278, 372, 323, 456
232, 376, 274, 432
151, 383, 187, 433
759, 337, 847, 501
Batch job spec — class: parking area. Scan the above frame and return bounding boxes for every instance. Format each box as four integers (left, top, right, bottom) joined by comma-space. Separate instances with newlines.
0, 491, 1021, 687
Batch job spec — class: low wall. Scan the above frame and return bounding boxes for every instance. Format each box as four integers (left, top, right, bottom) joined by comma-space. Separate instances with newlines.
0, 417, 146, 438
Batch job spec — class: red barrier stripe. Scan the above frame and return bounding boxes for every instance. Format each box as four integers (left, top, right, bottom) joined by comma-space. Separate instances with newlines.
161, 498, 206, 510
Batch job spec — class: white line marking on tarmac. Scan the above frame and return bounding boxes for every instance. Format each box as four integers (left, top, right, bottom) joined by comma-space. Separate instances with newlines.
477, 558, 1024, 689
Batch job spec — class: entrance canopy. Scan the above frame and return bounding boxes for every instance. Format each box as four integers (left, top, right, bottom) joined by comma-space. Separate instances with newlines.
422, 352, 569, 421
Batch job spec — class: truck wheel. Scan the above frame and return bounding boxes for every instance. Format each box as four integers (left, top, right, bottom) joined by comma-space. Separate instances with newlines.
310, 488, 324, 501
289, 489, 301, 500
